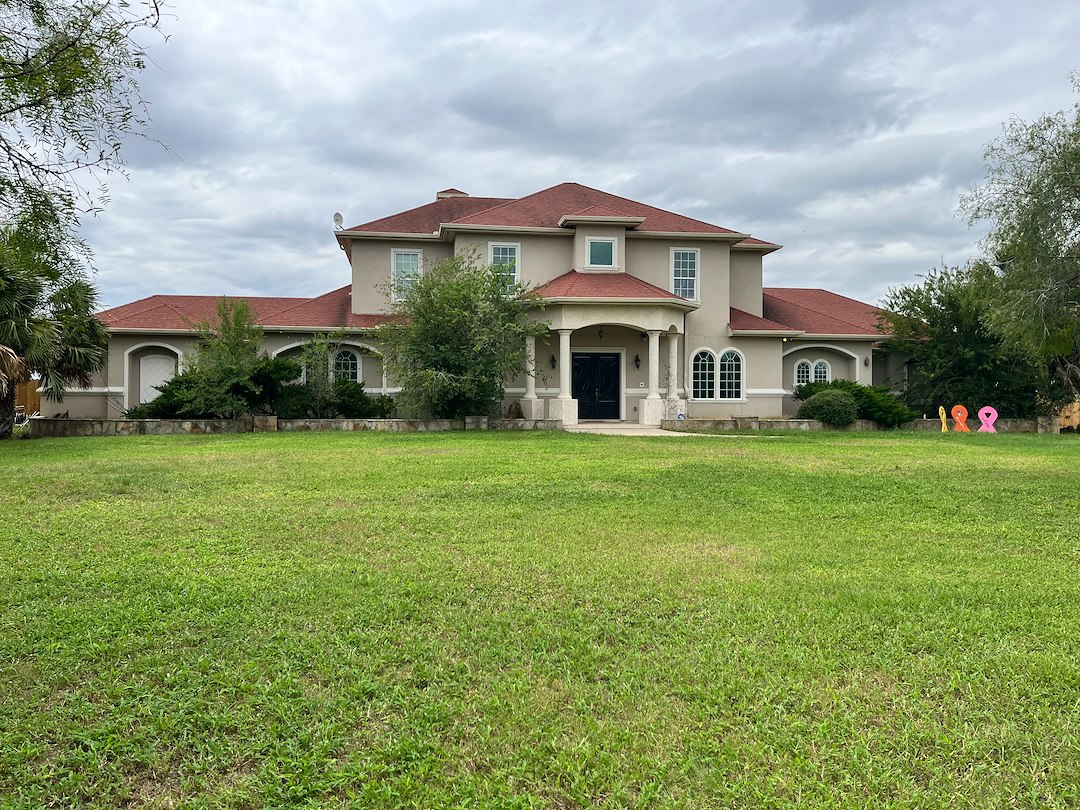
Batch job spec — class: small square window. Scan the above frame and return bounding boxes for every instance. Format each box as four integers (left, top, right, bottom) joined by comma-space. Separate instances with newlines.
588, 240, 614, 267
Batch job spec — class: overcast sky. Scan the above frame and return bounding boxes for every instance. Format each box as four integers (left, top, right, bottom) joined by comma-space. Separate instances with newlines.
81, 0, 1080, 310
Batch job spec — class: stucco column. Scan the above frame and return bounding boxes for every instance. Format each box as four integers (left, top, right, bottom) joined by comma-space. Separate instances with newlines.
646, 330, 661, 399
557, 329, 572, 398
524, 336, 537, 399
667, 333, 679, 398
547, 329, 578, 426
520, 335, 544, 419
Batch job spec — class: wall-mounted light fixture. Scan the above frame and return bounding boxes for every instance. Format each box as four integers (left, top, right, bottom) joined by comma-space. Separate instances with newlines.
634, 354, 641, 369
550, 354, 557, 370
598, 328, 604, 339
863, 356, 870, 367
640, 332, 648, 342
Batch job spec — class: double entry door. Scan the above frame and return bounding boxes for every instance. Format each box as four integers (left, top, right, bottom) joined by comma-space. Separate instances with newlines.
571, 352, 620, 419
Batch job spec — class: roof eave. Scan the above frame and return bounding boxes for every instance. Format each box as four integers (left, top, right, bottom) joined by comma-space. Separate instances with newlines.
336, 230, 444, 241
539, 296, 700, 311
438, 223, 572, 237
624, 230, 750, 241
556, 214, 647, 228
795, 332, 884, 340
729, 328, 804, 337
732, 242, 783, 254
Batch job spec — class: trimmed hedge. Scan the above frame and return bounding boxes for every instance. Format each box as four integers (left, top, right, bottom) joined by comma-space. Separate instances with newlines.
797, 390, 859, 426
795, 379, 918, 427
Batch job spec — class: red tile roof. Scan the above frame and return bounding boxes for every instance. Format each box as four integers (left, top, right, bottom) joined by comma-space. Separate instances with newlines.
346, 195, 512, 234
98, 288, 390, 332
762, 288, 886, 335
734, 236, 781, 249
99, 295, 310, 330
729, 308, 799, 332
448, 182, 743, 234
534, 270, 693, 302
261, 286, 392, 329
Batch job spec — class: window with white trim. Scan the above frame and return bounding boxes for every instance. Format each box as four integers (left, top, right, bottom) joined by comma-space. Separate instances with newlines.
587, 239, 615, 267
717, 350, 743, 399
692, 350, 715, 399
795, 360, 812, 386
334, 349, 359, 382
392, 249, 421, 301
672, 249, 699, 299
490, 242, 519, 291
813, 360, 830, 383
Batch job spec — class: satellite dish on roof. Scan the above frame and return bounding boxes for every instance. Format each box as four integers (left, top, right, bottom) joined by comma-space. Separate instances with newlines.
332, 212, 344, 229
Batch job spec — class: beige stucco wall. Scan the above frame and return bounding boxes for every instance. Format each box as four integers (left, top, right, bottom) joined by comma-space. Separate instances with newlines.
348, 239, 454, 314
683, 337, 785, 419
779, 339, 877, 416
452, 233, 573, 287
729, 251, 763, 316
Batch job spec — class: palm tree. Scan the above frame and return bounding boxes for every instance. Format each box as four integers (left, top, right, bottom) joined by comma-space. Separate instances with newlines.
0, 344, 26, 396
0, 267, 107, 437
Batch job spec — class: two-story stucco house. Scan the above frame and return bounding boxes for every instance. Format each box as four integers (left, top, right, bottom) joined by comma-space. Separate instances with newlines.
73, 182, 895, 425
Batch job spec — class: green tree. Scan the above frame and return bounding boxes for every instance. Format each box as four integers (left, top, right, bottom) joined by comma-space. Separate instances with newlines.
0, 0, 166, 436
0, 214, 107, 437
878, 263, 1065, 418
298, 330, 343, 418
960, 74, 1080, 395
374, 255, 548, 419
1, 0, 165, 226
127, 299, 302, 420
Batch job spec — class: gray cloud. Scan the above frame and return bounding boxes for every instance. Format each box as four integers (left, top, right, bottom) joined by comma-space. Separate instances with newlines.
78, 0, 1080, 312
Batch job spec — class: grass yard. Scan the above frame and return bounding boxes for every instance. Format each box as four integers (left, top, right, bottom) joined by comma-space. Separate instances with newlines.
0, 430, 1078, 808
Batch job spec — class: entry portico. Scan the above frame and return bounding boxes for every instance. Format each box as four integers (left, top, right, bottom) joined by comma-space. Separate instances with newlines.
518, 271, 697, 426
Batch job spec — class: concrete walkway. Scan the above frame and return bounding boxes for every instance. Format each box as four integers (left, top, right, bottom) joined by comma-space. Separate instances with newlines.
563, 421, 691, 437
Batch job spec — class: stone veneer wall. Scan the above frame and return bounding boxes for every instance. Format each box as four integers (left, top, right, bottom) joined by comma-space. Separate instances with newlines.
29, 417, 560, 438
662, 417, 1059, 434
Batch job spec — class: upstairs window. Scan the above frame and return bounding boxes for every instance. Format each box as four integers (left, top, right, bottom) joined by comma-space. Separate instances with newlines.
672, 249, 699, 300
490, 242, 519, 291
334, 349, 359, 382
392, 249, 421, 301
795, 360, 812, 386
588, 239, 615, 268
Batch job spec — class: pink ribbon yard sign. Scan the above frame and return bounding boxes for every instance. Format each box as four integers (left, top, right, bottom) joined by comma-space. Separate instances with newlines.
978, 406, 998, 433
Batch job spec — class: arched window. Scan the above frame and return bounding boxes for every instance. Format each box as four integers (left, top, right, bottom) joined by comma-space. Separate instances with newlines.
334, 349, 359, 382
813, 360, 830, 383
718, 350, 743, 399
692, 351, 715, 399
795, 360, 812, 386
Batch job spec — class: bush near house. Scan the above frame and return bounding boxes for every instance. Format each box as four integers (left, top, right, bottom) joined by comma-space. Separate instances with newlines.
795, 379, 918, 427
797, 389, 859, 426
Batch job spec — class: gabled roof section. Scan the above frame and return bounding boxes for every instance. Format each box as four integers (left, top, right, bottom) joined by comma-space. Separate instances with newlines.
763, 288, 886, 336
345, 195, 513, 234
447, 182, 745, 235
534, 270, 696, 309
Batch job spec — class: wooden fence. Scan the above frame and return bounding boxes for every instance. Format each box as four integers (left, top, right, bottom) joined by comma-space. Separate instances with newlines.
1061, 400, 1080, 430
15, 381, 40, 416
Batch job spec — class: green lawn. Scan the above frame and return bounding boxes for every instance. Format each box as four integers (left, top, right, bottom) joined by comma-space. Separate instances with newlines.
1, 431, 1077, 808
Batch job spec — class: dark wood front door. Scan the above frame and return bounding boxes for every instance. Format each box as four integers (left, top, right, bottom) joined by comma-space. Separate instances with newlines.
572, 353, 620, 419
